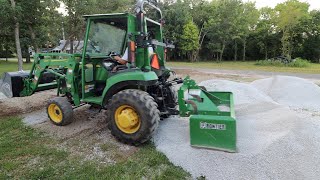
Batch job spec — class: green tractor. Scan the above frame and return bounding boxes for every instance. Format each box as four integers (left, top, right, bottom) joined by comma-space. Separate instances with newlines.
0, 0, 237, 152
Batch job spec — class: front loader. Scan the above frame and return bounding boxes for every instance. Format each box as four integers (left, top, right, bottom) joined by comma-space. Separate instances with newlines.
0, 0, 237, 152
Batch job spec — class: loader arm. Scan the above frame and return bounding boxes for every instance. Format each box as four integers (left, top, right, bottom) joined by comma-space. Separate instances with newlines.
19, 53, 80, 99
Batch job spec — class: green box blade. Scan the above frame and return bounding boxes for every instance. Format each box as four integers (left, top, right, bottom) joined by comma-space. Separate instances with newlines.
190, 115, 237, 153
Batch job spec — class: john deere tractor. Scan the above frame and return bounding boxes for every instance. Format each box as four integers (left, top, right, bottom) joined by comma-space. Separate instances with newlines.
0, 0, 237, 152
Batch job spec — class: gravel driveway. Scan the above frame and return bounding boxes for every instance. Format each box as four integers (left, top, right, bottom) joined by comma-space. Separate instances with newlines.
171, 66, 320, 84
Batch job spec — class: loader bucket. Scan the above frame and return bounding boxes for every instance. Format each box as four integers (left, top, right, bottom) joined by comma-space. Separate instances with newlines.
0, 71, 57, 98
178, 77, 237, 152
0, 72, 29, 98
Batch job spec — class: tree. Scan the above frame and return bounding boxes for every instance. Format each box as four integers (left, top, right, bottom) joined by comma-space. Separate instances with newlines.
17, 0, 62, 63
0, 0, 15, 61
239, 2, 259, 61
93, 0, 134, 13
275, 0, 310, 59
300, 10, 320, 62
1, 0, 319, 64
255, 7, 278, 59
9, 0, 23, 70
189, 0, 211, 60
61, 0, 134, 54
180, 21, 200, 62
161, 0, 192, 60
0, 0, 62, 66
61, 0, 88, 54
205, 0, 243, 61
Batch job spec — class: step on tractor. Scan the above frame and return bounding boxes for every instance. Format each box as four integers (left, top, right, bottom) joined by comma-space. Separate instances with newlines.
0, 0, 237, 152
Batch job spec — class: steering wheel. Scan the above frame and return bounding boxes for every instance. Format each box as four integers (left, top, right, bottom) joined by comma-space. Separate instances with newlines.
108, 51, 121, 58
102, 52, 122, 71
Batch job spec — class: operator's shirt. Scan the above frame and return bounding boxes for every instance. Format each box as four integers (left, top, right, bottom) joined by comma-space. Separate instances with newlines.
122, 47, 154, 61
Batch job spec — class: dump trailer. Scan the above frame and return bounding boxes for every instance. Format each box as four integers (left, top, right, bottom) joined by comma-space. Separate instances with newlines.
0, 0, 237, 152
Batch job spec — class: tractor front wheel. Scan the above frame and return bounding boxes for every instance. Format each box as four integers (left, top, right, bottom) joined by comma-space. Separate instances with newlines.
107, 89, 160, 145
47, 97, 74, 126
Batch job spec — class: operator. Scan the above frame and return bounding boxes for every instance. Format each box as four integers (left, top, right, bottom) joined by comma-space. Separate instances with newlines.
113, 50, 129, 65
112, 47, 154, 65
113, 32, 155, 65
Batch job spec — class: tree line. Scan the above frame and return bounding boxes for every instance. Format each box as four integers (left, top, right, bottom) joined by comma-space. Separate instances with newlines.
162, 0, 320, 63
1, 0, 320, 71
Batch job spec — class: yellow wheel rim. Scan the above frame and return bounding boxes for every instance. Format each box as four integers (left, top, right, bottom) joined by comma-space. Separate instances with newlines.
48, 104, 63, 123
115, 105, 141, 134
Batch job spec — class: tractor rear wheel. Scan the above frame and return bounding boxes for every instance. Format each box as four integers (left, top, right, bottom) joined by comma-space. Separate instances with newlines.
107, 89, 160, 145
47, 97, 74, 126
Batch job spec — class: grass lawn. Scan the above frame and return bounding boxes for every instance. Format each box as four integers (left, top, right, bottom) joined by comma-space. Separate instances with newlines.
0, 59, 33, 75
167, 61, 320, 74
2, 59, 320, 75
0, 117, 190, 179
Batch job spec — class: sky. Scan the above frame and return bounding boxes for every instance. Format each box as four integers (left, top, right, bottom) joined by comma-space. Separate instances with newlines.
57, 0, 320, 15
57, 3, 67, 15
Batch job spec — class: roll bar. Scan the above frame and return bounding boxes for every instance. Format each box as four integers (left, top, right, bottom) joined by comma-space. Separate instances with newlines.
135, 0, 162, 19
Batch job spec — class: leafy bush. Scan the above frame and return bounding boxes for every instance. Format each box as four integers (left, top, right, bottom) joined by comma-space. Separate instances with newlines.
289, 58, 311, 67
255, 60, 284, 66
255, 58, 311, 68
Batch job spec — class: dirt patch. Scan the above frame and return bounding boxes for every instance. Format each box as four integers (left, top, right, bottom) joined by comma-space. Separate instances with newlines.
0, 90, 56, 117
23, 105, 138, 164
30, 105, 106, 139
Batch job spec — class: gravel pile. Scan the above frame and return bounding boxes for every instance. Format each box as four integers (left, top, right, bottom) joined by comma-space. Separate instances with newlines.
153, 76, 320, 179
252, 76, 320, 111
200, 79, 276, 105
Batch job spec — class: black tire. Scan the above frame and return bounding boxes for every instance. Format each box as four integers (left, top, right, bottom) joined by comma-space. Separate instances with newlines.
107, 89, 160, 145
47, 97, 74, 126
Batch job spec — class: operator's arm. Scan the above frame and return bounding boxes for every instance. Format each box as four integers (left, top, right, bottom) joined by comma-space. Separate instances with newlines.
113, 56, 128, 65
113, 48, 128, 65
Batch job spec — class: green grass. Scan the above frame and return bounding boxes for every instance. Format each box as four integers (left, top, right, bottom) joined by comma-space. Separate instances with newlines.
255, 58, 311, 68
0, 117, 190, 179
2, 58, 320, 75
167, 61, 320, 74
0, 59, 33, 75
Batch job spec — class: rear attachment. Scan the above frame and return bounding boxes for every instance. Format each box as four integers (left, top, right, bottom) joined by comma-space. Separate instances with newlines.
178, 77, 237, 152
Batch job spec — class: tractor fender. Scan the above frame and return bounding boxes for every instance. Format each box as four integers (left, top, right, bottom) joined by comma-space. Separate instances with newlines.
101, 70, 158, 106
